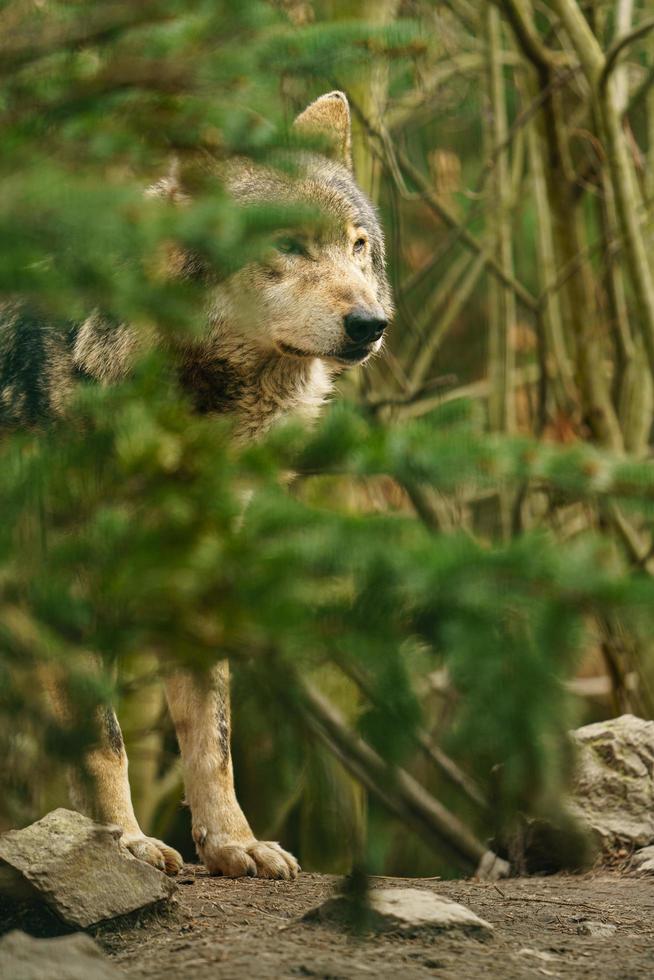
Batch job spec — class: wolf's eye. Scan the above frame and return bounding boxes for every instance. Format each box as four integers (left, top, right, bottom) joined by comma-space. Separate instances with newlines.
276, 236, 307, 257
353, 237, 367, 254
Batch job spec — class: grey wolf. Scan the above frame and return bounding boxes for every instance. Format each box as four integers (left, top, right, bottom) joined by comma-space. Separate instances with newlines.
1, 92, 393, 878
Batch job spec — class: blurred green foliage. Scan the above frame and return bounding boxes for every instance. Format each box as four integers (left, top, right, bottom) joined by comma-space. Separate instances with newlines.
3, 0, 654, 879
4, 353, 654, 869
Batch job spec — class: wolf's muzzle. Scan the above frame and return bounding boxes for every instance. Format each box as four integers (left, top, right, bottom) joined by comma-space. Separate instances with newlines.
343, 310, 387, 346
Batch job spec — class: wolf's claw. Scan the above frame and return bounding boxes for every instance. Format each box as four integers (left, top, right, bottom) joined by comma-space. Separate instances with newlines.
196, 833, 300, 879
123, 834, 183, 875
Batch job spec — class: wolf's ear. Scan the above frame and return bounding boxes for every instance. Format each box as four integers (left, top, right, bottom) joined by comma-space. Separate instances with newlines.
293, 91, 353, 170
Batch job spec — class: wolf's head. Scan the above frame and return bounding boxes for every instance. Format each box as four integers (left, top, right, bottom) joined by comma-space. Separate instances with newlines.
211, 92, 393, 368
71, 93, 392, 431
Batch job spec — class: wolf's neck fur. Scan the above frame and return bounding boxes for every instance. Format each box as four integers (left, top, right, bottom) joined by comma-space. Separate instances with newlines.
72, 316, 334, 440
178, 342, 333, 441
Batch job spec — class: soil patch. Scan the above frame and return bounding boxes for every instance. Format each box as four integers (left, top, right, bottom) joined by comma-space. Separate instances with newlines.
91, 867, 654, 979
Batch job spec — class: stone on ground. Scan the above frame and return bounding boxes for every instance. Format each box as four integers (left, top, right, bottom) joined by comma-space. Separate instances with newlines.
304, 886, 493, 937
0, 808, 176, 928
0, 930, 128, 980
576, 920, 617, 937
569, 714, 654, 852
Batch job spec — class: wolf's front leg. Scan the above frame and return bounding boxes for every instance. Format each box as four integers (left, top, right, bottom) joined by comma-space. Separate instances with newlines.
67, 703, 183, 875
41, 662, 182, 874
165, 662, 299, 879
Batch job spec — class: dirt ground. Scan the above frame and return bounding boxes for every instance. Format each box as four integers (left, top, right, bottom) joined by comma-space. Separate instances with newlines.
91, 866, 654, 980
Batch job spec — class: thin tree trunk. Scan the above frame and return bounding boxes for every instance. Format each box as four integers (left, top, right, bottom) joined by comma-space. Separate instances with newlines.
593, 0, 645, 448
503, 0, 622, 449
550, 0, 654, 387
486, 4, 517, 435
524, 74, 577, 418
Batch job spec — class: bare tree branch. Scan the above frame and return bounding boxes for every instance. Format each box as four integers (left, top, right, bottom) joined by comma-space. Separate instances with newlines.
600, 17, 654, 93
297, 680, 508, 878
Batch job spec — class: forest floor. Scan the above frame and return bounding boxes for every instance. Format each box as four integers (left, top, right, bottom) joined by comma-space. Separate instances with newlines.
96, 866, 654, 980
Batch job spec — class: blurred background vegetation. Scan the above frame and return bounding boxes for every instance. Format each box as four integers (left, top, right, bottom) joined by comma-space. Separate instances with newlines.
2, 0, 654, 879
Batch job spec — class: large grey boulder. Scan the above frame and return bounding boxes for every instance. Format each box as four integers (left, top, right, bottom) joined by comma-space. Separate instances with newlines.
569, 714, 654, 851
304, 887, 493, 938
630, 844, 654, 873
0, 809, 176, 928
0, 931, 128, 980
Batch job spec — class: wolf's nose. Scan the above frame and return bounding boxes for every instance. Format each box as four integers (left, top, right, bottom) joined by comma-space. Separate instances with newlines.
344, 311, 388, 345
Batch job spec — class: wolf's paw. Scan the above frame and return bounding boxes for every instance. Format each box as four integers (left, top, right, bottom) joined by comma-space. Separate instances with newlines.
195, 832, 300, 879
123, 833, 183, 876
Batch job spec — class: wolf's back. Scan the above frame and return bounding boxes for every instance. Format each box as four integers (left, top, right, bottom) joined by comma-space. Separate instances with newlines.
0, 304, 75, 428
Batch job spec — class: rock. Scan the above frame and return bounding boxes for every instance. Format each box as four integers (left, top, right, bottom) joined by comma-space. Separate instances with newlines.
0, 809, 176, 928
503, 714, 654, 871
304, 887, 493, 938
576, 920, 617, 938
517, 948, 557, 963
569, 714, 654, 852
631, 844, 654, 873
0, 930, 128, 980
